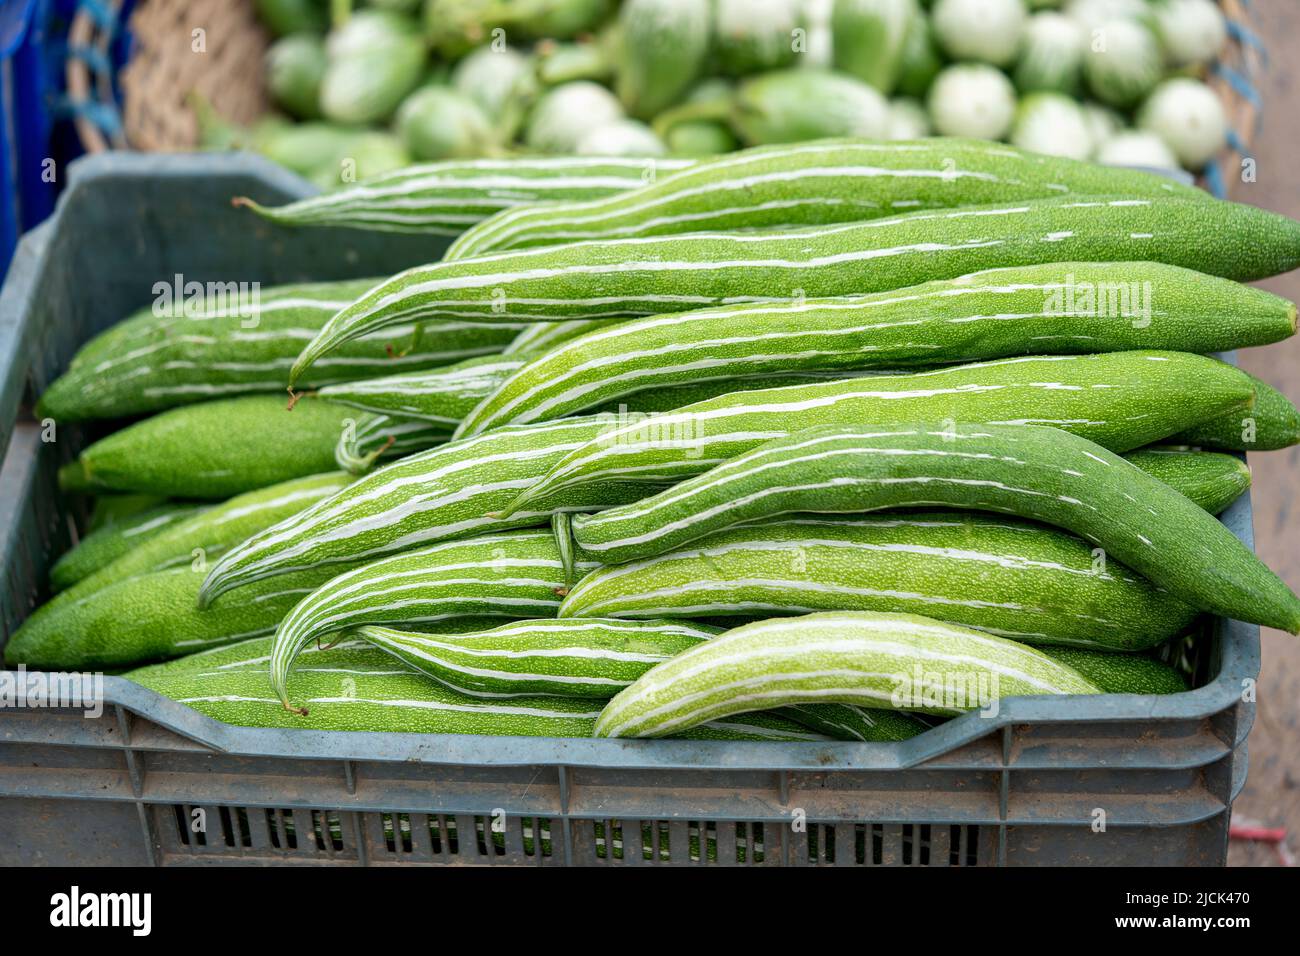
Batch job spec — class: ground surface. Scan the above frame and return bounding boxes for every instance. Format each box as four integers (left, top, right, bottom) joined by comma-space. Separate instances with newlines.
1225, 0, 1299, 868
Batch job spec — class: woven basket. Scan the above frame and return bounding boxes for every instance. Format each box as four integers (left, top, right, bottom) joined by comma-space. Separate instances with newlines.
67, 0, 269, 154
67, 0, 1265, 195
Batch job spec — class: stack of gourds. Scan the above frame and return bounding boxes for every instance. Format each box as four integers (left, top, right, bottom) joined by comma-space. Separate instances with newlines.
11, 137, 1299, 741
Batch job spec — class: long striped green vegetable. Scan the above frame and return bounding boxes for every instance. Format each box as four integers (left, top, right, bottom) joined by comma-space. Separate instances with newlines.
197, 415, 666, 606
291, 195, 1300, 385
444, 137, 1207, 259
594, 611, 1103, 737
321, 354, 528, 426
323, 353, 881, 431
129, 635, 825, 740
1172, 371, 1300, 451
49, 502, 206, 591
502, 351, 1257, 514
356, 618, 719, 698
564, 422, 1300, 632
455, 263, 1295, 435
37, 280, 522, 421
557, 514, 1199, 650
64, 395, 361, 499
206, 349, 1215, 606
233, 156, 693, 234
357, 618, 930, 740
268, 530, 602, 710
50, 471, 351, 610
333, 412, 450, 474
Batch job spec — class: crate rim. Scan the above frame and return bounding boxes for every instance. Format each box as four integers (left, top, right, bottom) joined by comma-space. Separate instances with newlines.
0, 151, 1263, 777
0, 647, 1258, 769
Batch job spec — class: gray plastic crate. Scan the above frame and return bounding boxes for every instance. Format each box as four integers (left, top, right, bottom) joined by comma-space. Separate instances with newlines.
0, 153, 1259, 866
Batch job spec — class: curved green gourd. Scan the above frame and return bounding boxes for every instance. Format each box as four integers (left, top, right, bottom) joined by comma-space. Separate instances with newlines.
565, 422, 1300, 632
267, 530, 602, 709
594, 611, 1103, 738
293, 194, 1300, 384
234, 156, 694, 234
37, 280, 521, 422
355, 617, 719, 698
455, 264, 1294, 435
66, 396, 362, 499
444, 137, 1210, 260
558, 513, 1199, 650
502, 350, 1258, 514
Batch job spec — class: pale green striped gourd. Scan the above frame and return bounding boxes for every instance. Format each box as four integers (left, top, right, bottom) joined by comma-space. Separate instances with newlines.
234, 156, 693, 233
356, 618, 718, 698
502, 351, 1257, 514
357, 619, 930, 739
268, 530, 602, 709
444, 137, 1208, 259
564, 423, 1300, 632
558, 513, 1199, 651
37, 280, 522, 421
293, 195, 1300, 385
594, 611, 1103, 737
197, 415, 668, 606
456, 263, 1295, 436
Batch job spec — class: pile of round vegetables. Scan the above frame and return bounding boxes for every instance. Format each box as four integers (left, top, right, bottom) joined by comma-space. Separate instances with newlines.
12, 136, 1300, 743
230, 0, 1234, 190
